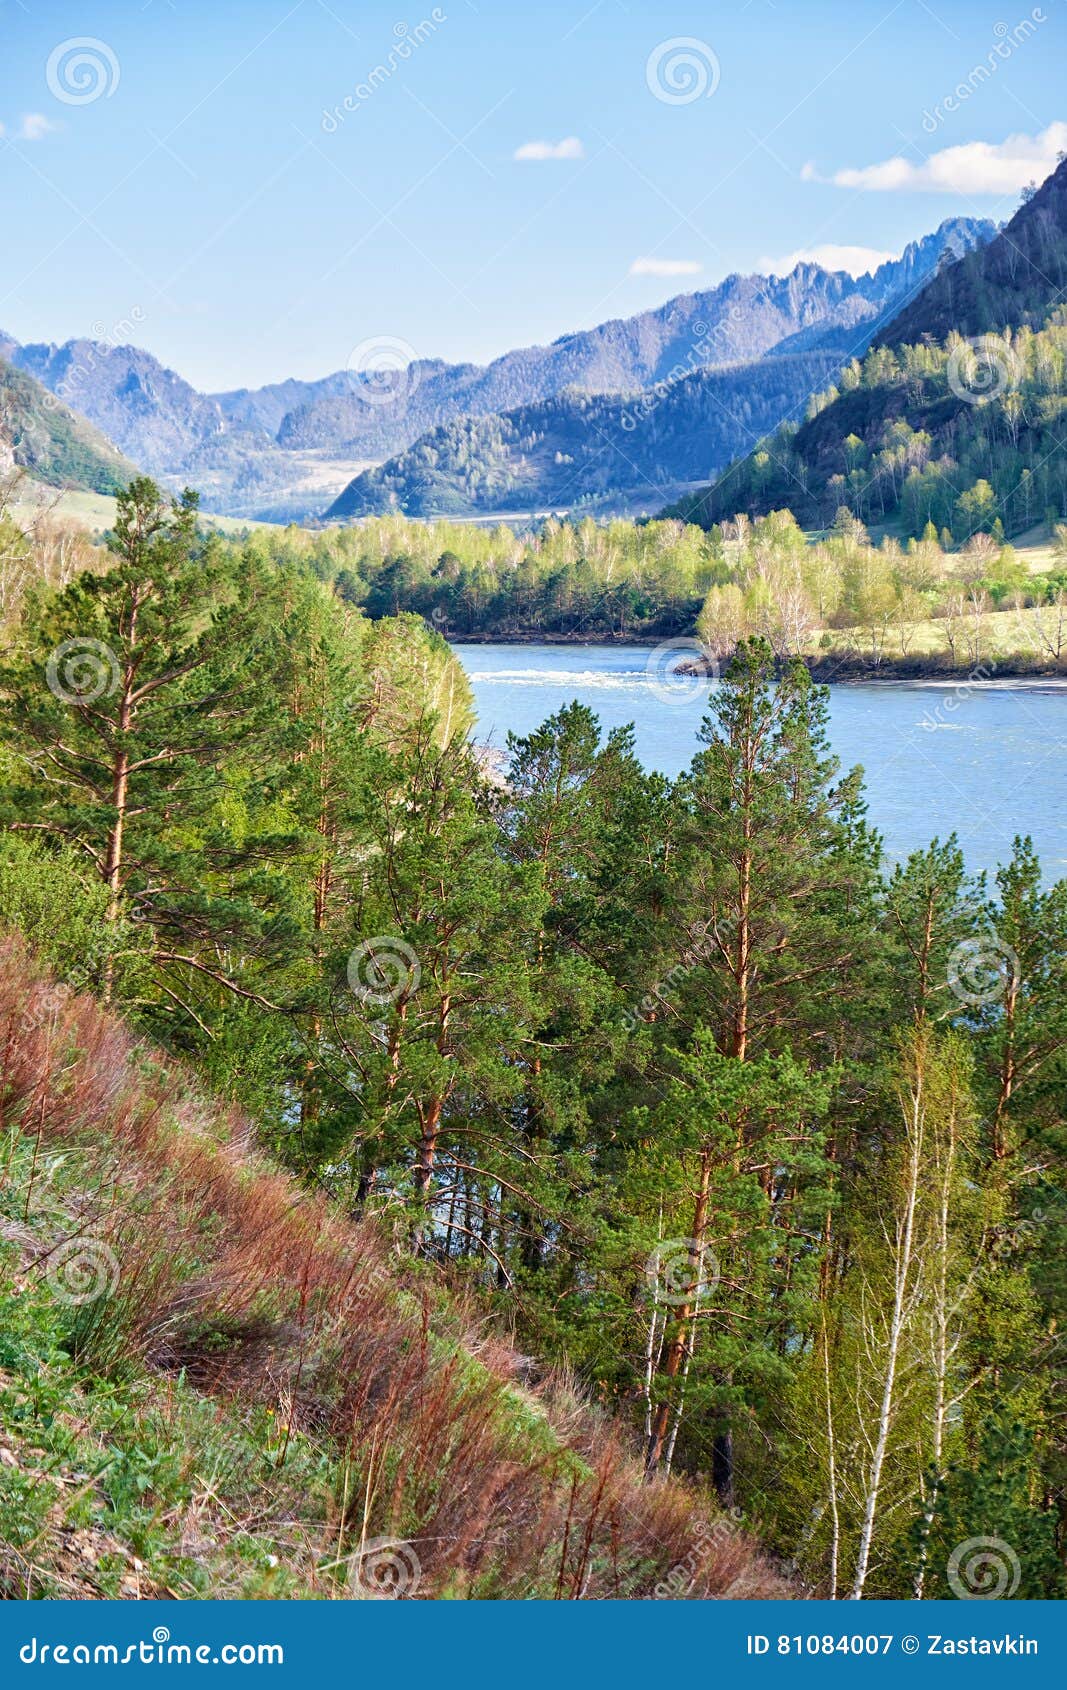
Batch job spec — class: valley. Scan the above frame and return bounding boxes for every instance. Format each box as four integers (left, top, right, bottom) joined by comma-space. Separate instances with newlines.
1, 7, 1066, 1609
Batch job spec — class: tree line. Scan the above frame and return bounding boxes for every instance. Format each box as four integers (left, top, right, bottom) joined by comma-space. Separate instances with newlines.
80, 496, 1054, 670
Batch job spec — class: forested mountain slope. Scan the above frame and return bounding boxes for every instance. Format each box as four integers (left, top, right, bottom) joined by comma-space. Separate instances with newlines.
2, 218, 992, 520
0, 357, 132, 494
327, 351, 845, 519
325, 221, 994, 520
0, 480, 1063, 1596
0, 478, 784, 1599
0, 943, 776, 1599
669, 157, 1067, 535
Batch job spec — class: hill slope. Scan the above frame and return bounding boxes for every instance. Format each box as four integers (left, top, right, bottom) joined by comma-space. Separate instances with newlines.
0, 357, 133, 494
0, 940, 782, 1600
667, 158, 1067, 535
873, 157, 1067, 345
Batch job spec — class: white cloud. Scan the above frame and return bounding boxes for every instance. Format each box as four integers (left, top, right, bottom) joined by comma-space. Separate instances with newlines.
759, 243, 898, 278
17, 113, 58, 141
807, 121, 1067, 195
513, 136, 584, 162
629, 256, 703, 277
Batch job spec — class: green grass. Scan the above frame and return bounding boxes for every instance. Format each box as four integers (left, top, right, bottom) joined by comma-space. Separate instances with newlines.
0, 1133, 339, 1600
7, 482, 280, 539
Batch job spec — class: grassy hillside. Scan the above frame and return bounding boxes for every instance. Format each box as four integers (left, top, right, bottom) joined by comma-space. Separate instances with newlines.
0, 939, 780, 1600
0, 359, 133, 495
2, 477, 279, 539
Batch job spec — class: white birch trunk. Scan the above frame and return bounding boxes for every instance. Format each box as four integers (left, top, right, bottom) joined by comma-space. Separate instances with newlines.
850, 1060, 926, 1599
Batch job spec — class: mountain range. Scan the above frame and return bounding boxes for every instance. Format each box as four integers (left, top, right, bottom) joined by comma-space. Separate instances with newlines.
0, 215, 994, 523
325, 350, 848, 520
324, 218, 995, 521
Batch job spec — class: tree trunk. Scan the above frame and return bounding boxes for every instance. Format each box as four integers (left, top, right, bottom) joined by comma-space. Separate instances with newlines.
101, 645, 135, 1002
712, 1430, 734, 1509
645, 1149, 712, 1476
850, 1053, 925, 1599
914, 1068, 959, 1598
822, 1312, 841, 1600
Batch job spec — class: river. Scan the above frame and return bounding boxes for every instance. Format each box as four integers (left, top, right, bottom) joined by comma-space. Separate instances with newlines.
452, 641, 1067, 879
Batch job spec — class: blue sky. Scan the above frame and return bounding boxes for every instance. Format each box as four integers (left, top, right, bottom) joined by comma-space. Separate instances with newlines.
0, 0, 1064, 390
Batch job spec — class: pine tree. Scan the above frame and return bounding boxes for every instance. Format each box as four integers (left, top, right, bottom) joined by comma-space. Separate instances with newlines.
323, 722, 543, 1256
0, 478, 301, 1008
922, 1417, 1064, 1599
641, 640, 871, 1484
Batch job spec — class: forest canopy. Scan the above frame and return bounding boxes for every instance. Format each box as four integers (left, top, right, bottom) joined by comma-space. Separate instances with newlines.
0, 477, 1063, 1598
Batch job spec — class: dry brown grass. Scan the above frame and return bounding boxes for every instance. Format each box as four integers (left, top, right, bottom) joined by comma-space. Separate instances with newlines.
0, 938, 792, 1600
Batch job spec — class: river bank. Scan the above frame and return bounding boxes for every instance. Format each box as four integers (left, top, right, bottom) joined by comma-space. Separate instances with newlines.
446, 634, 1067, 685
806, 652, 1067, 686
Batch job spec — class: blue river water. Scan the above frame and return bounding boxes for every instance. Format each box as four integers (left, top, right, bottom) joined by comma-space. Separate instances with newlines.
452, 642, 1067, 880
